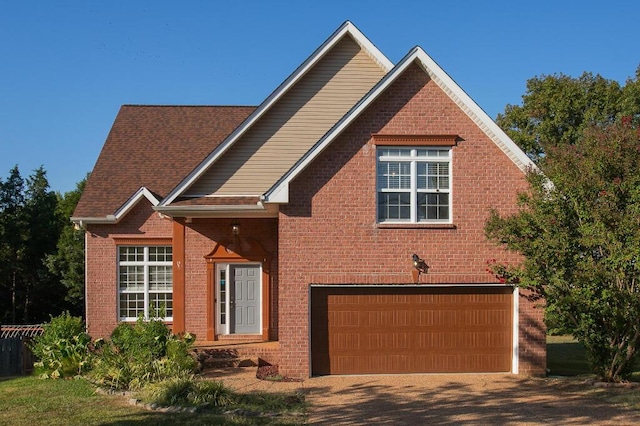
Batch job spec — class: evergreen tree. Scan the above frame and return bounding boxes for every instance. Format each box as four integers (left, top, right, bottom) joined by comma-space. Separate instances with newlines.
46, 178, 87, 316
0, 166, 68, 323
0, 166, 26, 323
23, 167, 65, 322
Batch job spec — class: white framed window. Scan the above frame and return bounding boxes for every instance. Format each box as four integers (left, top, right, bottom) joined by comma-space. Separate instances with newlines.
377, 147, 452, 223
118, 246, 173, 321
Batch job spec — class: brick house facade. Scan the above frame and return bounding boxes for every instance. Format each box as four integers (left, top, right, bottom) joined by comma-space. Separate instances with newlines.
74, 22, 546, 378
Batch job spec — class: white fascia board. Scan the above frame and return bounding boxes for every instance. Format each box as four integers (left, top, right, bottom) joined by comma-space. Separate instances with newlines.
154, 203, 279, 219
72, 186, 159, 226
160, 21, 393, 207
410, 47, 535, 173
265, 47, 536, 203
266, 182, 289, 204
265, 49, 420, 203
113, 187, 160, 220
70, 215, 117, 226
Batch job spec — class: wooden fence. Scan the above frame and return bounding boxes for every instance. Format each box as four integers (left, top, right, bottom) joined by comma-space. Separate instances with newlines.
0, 325, 42, 376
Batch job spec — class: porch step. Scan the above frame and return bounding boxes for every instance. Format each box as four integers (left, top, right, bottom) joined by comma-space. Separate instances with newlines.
194, 347, 259, 370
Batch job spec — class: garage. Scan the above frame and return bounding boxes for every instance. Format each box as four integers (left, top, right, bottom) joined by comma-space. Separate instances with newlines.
310, 286, 514, 375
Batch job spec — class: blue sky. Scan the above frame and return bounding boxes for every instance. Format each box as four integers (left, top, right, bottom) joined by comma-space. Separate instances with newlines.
1, 1, 638, 194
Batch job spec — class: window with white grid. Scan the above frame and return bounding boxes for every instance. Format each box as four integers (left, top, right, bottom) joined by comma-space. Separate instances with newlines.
118, 246, 173, 321
377, 147, 451, 223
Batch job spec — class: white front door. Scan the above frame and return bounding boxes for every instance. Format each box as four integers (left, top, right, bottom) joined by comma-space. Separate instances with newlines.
216, 264, 261, 334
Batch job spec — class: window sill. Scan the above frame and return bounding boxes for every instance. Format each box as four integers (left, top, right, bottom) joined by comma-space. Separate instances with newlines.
377, 223, 457, 230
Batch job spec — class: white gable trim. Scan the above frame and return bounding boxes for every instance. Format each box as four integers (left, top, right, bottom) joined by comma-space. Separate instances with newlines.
113, 186, 161, 219
71, 186, 160, 226
411, 48, 535, 173
159, 21, 393, 207
265, 47, 536, 203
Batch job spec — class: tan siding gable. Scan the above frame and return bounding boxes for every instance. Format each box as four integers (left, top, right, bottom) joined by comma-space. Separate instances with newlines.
185, 35, 386, 196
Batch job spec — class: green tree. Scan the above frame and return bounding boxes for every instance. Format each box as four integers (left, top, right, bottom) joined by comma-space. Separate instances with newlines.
496, 68, 640, 160
0, 166, 27, 323
0, 166, 67, 323
23, 166, 65, 322
486, 119, 640, 382
46, 178, 87, 316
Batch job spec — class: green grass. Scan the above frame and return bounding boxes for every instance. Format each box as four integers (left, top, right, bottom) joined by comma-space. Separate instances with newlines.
546, 335, 640, 410
546, 334, 592, 376
0, 376, 306, 425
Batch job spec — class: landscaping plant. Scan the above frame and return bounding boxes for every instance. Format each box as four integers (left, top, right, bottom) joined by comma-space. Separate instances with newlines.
30, 311, 91, 378
486, 119, 640, 382
88, 317, 197, 390
139, 375, 233, 407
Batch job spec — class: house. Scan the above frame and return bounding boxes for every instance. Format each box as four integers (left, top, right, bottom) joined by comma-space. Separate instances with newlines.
72, 21, 546, 377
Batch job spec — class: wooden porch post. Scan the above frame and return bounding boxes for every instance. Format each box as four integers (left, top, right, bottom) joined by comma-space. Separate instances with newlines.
172, 219, 186, 333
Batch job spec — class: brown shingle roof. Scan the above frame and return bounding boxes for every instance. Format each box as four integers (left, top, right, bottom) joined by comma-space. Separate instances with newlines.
73, 105, 256, 218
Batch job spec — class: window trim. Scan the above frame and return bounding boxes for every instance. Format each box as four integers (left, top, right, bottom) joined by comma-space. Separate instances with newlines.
376, 146, 453, 224
117, 245, 173, 322
372, 134, 458, 146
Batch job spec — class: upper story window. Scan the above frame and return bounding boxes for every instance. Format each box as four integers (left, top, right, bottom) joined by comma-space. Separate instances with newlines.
118, 246, 173, 321
377, 147, 452, 223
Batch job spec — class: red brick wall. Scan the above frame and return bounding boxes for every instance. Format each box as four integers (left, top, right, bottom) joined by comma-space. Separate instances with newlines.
182, 218, 278, 340
518, 289, 547, 376
85, 204, 278, 342
278, 63, 546, 377
85, 201, 172, 338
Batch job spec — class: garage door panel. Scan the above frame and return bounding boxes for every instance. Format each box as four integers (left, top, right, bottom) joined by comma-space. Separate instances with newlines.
330, 332, 510, 351
311, 286, 513, 375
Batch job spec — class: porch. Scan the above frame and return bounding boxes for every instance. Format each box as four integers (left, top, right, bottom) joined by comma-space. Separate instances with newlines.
193, 340, 280, 369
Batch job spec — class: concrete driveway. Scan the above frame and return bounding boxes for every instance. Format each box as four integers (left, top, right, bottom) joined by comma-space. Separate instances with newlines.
207, 369, 640, 425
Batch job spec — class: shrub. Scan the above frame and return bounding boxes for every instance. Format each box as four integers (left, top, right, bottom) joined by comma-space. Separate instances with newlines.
139, 376, 233, 407
30, 312, 91, 379
110, 317, 170, 362
88, 318, 197, 390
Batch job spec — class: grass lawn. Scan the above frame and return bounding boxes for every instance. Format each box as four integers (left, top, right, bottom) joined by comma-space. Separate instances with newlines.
547, 334, 640, 410
546, 334, 591, 376
0, 376, 306, 426
3, 338, 640, 424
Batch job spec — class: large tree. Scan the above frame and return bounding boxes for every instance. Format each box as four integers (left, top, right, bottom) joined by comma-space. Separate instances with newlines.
46, 178, 87, 316
0, 166, 67, 323
496, 67, 640, 160
0, 166, 27, 323
22, 167, 66, 321
486, 119, 640, 381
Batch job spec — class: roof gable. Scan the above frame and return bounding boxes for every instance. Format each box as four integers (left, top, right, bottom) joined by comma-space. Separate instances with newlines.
72, 105, 255, 219
159, 21, 393, 207
265, 47, 536, 203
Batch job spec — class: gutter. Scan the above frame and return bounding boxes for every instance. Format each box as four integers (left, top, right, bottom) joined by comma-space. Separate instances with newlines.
153, 202, 279, 219
70, 215, 117, 228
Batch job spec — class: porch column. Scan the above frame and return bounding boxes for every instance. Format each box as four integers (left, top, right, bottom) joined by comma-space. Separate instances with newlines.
172, 219, 186, 333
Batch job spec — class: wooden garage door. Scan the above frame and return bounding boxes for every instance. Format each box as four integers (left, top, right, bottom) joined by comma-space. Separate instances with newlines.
311, 286, 513, 375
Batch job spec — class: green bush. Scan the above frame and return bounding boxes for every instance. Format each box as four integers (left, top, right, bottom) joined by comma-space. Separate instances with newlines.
110, 317, 170, 362
139, 376, 233, 407
88, 318, 197, 390
30, 312, 91, 379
